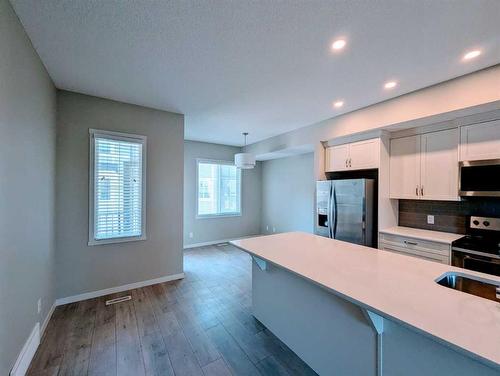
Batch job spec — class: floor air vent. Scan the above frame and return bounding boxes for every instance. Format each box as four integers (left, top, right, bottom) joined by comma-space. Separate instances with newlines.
105, 295, 132, 305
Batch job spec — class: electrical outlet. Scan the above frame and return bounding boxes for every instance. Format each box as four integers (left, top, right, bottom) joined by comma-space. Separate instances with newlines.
427, 215, 435, 225
272, 227, 276, 233
266, 225, 269, 232
189, 232, 193, 239
37, 298, 42, 315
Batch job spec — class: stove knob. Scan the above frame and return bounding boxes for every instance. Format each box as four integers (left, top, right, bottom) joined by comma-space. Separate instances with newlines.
483, 221, 490, 227
473, 220, 480, 226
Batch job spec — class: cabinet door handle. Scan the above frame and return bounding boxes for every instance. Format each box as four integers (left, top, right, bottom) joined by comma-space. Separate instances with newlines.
416, 186, 419, 196
345, 159, 348, 168
421, 186, 424, 196
349, 158, 352, 167
404, 240, 418, 246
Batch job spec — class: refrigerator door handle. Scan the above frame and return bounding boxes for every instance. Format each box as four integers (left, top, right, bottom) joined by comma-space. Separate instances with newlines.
328, 183, 333, 238
362, 190, 366, 245
332, 184, 338, 239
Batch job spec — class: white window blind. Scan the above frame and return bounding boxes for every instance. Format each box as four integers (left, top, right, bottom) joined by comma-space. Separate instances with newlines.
89, 130, 146, 245
197, 160, 241, 217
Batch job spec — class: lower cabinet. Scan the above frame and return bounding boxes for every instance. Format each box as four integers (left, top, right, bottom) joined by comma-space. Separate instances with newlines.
379, 233, 451, 264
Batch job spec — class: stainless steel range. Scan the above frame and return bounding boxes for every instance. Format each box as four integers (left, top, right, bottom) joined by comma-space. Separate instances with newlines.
451, 216, 500, 277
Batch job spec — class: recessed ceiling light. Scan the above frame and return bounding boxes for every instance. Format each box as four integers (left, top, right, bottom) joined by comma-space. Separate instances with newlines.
331, 39, 346, 51
384, 81, 397, 89
333, 100, 344, 108
463, 50, 481, 60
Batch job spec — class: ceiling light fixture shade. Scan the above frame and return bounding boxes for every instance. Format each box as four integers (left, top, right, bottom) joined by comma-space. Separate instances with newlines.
235, 132, 256, 169
235, 152, 256, 169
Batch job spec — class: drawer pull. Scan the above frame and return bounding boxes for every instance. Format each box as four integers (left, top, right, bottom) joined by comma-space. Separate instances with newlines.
404, 240, 418, 246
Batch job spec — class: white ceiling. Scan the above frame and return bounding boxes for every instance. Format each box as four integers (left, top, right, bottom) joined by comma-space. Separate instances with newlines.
11, 0, 500, 146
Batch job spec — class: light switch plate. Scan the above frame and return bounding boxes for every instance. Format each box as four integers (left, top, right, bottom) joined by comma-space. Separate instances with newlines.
427, 215, 435, 225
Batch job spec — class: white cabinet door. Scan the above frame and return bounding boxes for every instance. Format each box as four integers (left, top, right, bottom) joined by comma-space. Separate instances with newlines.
349, 139, 380, 170
421, 128, 459, 201
325, 144, 350, 172
390, 135, 420, 199
460, 119, 500, 161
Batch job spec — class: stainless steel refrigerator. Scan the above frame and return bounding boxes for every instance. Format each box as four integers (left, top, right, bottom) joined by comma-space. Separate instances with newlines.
315, 179, 374, 247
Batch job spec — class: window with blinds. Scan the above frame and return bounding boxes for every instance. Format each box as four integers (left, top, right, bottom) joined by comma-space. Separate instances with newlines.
197, 160, 241, 217
89, 129, 146, 245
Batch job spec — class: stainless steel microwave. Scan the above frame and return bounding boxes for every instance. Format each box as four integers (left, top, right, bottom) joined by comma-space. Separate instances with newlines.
459, 159, 500, 197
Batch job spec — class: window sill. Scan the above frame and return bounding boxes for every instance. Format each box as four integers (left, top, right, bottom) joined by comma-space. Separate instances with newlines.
196, 213, 242, 220
88, 235, 147, 246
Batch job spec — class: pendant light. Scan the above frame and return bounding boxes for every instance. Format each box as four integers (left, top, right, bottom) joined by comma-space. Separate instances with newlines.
234, 132, 256, 169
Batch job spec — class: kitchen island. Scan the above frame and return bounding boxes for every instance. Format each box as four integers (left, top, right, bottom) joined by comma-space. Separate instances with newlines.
230, 232, 500, 376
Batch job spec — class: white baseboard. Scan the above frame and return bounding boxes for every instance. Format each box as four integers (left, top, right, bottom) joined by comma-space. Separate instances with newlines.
184, 234, 261, 249
40, 303, 56, 338
10, 323, 40, 376
55, 272, 185, 306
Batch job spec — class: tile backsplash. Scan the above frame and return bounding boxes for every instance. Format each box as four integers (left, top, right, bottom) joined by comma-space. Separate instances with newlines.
398, 198, 500, 234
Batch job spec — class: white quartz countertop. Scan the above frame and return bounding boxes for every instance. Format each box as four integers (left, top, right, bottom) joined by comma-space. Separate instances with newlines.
379, 226, 463, 244
231, 232, 500, 368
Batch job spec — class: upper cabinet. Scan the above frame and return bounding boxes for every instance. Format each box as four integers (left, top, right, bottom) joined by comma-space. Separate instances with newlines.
389, 135, 421, 199
420, 129, 459, 200
390, 128, 459, 201
325, 138, 380, 172
326, 144, 350, 171
459, 119, 500, 161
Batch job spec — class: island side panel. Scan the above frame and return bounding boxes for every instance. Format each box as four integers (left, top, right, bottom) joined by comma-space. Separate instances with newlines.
252, 259, 500, 376
383, 320, 500, 376
252, 260, 377, 376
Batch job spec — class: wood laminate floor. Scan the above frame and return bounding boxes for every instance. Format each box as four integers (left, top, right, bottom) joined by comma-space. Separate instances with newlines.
27, 244, 317, 376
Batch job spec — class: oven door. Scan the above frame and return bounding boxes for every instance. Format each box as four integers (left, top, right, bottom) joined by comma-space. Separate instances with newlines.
459, 159, 500, 197
452, 250, 500, 277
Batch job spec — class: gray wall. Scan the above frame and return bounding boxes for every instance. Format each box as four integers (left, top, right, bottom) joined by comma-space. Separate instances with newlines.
56, 91, 184, 299
0, 0, 56, 374
184, 140, 261, 246
261, 153, 315, 234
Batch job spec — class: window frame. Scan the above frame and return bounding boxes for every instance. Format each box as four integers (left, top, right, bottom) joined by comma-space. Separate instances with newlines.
196, 158, 242, 219
88, 128, 147, 246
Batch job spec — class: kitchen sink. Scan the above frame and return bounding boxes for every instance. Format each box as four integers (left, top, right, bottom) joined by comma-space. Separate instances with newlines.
436, 272, 500, 303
